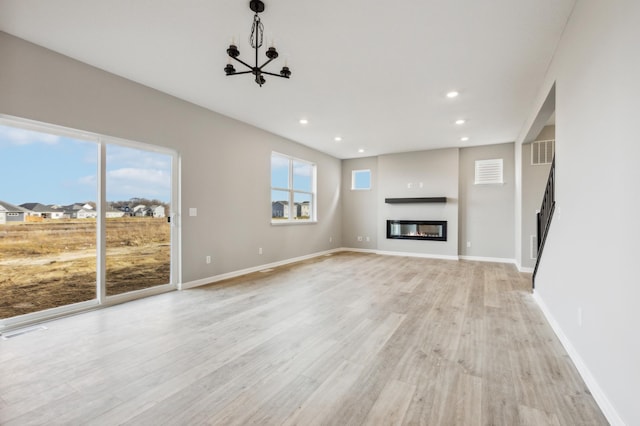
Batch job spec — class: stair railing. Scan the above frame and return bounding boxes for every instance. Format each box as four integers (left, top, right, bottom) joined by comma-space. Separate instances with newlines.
532, 156, 555, 288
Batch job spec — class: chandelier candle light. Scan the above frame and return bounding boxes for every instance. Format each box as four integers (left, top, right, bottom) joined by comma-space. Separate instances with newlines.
224, 0, 291, 87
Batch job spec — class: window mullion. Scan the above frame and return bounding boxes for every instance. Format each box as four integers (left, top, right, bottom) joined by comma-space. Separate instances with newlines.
96, 140, 107, 304
288, 159, 294, 220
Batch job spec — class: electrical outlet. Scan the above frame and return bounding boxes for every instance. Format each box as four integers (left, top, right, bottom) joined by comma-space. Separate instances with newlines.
467, 241, 471, 248
189, 208, 197, 217
365, 236, 370, 242
258, 247, 263, 255
206, 256, 211, 264
329, 236, 333, 243
357, 236, 363, 241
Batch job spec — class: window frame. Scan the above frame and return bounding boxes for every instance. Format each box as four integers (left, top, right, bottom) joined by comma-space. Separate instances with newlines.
351, 169, 372, 190
271, 152, 317, 224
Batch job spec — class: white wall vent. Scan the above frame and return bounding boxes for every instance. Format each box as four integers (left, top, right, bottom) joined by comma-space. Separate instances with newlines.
474, 159, 503, 184
531, 139, 555, 165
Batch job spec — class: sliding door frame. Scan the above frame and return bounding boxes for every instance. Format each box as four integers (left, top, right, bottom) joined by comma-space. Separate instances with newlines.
0, 114, 181, 332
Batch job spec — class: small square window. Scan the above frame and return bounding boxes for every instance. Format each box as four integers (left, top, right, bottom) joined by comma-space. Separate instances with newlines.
352, 169, 371, 190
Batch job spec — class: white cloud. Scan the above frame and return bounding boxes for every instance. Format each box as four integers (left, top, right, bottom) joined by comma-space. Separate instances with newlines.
106, 167, 171, 199
0, 125, 61, 145
293, 162, 313, 177
107, 145, 170, 170
271, 154, 290, 169
77, 167, 171, 200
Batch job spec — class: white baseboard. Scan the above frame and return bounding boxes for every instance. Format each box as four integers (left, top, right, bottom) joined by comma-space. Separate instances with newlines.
341, 247, 378, 254
532, 292, 625, 426
514, 259, 534, 273
339, 247, 459, 261
459, 255, 516, 265
181, 248, 344, 290
518, 266, 534, 273
375, 250, 459, 261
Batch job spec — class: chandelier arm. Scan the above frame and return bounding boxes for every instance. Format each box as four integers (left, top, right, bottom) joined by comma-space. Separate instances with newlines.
227, 70, 254, 76
258, 58, 276, 71
229, 55, 254, 70
261, 71, 289, 78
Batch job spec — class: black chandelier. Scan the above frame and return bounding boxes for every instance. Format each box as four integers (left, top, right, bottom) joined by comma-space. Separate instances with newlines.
224, 0, 291, 87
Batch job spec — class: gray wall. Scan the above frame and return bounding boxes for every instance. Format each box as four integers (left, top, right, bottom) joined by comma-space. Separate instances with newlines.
518, 0, 640, 423
459, 142, 515, 260
0, 32, 342, 284
343, 146, 517, 261
521, 126, 554, 269
341, 157, 378, 250
377, 149, 459, 257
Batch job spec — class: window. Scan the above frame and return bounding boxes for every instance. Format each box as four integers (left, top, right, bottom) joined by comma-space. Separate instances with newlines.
271, 152, 316, 222
474, 159, 504, 185
531, 139, 555, 165
351, 169, 371, 190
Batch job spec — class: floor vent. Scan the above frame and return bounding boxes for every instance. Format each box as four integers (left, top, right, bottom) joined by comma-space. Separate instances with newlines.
1, 325, 48, 340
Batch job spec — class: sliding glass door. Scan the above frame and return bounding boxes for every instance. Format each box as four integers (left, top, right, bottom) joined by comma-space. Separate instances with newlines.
105, 144, 173, 296
0, 116, 178, 325
0, 124, 98, 319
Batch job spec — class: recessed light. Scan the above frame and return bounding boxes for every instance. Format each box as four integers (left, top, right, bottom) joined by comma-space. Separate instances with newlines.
455, 119, 466, 125
460, 136, 469, 142
446, 91, 459, 98
299, 118, 308, 125
358, 148, 365, 153
334, 136, 342, 142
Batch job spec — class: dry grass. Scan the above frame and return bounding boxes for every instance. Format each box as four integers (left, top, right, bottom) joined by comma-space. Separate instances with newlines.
0, 218, 170, 319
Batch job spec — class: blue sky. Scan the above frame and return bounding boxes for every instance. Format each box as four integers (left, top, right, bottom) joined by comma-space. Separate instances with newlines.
271, 154, 313, 202
0, 124, 171, 206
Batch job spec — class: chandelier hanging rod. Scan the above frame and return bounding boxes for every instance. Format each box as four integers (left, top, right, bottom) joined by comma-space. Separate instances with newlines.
224, 0, 291, 87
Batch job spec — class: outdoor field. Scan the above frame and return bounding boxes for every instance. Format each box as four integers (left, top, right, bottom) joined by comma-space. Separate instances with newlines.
0, 218, 170, 319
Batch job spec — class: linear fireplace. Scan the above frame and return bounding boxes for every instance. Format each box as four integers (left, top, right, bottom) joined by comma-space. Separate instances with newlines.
386, 220, 447, 241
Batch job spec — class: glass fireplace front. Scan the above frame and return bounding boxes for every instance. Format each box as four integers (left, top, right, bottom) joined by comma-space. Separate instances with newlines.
386, 220, 447, 241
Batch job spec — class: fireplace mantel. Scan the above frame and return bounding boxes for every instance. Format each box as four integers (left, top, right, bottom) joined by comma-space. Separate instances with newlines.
384, 197, 447, 204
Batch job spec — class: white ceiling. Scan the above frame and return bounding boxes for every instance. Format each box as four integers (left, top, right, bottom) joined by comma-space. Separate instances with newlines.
0, 0, 573, 159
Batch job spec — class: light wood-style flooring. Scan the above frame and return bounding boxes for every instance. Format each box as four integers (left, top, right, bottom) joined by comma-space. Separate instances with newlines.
0, 252, 607, 425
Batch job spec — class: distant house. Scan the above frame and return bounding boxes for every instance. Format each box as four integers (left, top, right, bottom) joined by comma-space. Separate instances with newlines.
272, 201, 288, 218
300, 201, 310, 218
106, 204, 125, 218
148, 205, 165, 218
0, 200, 27, 224
132, 205, 147, 217
75, 208, 98, 219
20, 203, 65, 219
62, 203, 97, 219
